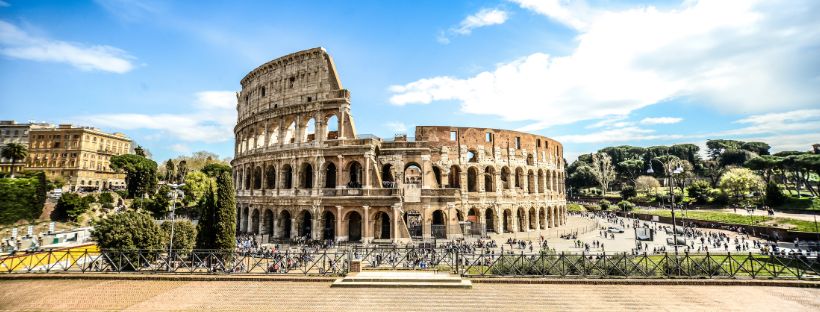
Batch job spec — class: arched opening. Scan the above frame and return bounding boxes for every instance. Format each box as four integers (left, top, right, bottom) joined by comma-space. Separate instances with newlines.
539, 208, 546, 229
268, 126, 279, 145
241, 207, 249, 232
278, 210, 292, 239
298, 210, 312, 238
432, 166, 442, 188
431, 210, 447, 239
467, 150, 477, 162
515, 167, 524, 189
281, 164, 293, 189
322, 211, 335, 240
303, 118, 316, 142
484, 167, 495, 192
502, 209, 512, 233
517, 208, 526, 232
263, 209, 274, 235
527, 170, 535, 194
326, 115, 339, 139
244, 168, 251, 190
374, 211, 391, 239
348, 211, 362, 242
381, 164, 395, 188
348, 161, 362, 188
283, 121, 296, 144
266, 166, 276, 189
501, 167, 511, 189
324, 163, 337, 188
253, 166, 262, 190
250, 209, 260, 234
467, 167, 478, 192
538, 170, 545, 193
484, 208, 495, 233
300, 163, 313, 189
529, 208, 537, 230
448, 165, 461, 188
404, 163, 422, 186
527, 154, 534, 166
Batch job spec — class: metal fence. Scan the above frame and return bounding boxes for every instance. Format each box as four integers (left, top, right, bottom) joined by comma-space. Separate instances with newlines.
2, 248, 819, 279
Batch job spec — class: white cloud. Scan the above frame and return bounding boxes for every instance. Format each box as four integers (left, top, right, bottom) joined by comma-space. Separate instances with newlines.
557, 126, 683, 144
385, 122, 408, 133
640, 117, 682, 125
439, 8, 509, 43
74, 91, 237, 142
393, 0, 820, 131
170, 143, 190, 154
0, 20, 135, 73
718, 109, 820, 136
509, 0, 592, 30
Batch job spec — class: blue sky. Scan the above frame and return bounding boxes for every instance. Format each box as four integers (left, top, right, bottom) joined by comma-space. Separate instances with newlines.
1, 0, 819, 162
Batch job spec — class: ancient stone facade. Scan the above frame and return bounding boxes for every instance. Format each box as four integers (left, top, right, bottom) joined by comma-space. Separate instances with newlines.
232, 47, 567, 243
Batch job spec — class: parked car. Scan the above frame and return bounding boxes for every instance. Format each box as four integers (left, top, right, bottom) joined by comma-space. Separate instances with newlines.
607, 226, 624, 233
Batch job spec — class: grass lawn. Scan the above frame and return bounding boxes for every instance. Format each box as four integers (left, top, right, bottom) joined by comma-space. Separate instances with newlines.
775, 197, 820, 212
637, 209, 820, 233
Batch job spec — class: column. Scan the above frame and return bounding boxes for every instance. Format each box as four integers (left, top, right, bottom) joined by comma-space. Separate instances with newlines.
336, 206, 344, 241
392, 204, 400, 241
290, 217, 297, 239
362, 205, 371, 242
363, 153, 371, 189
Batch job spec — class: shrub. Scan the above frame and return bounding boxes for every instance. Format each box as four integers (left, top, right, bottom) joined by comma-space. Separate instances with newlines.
598, 199, 611, 211
687, 180, 711, 204
764, 182, 786, 207
114, 189, 128, 199
567, 203, 586, 213
620, 186, 637, 200
92, 210, 163, 251
617, 200, 635, 211
161, 220, 197, 253
53, 193, 93, 222
710, 189, 730, 205
0, 171, 46, 224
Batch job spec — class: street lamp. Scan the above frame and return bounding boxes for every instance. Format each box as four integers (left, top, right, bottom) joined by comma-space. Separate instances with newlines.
167, 183, 185, 271
647, 158, 683, 257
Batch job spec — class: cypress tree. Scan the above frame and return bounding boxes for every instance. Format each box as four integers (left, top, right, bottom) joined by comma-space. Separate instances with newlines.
195, 181, 216, 249
214, 172, 236, 251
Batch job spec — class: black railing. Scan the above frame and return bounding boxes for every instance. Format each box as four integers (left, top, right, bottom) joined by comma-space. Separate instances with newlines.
2, 248, 818, 279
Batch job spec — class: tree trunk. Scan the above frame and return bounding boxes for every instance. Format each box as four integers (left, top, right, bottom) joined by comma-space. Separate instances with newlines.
9, 159, 16, 178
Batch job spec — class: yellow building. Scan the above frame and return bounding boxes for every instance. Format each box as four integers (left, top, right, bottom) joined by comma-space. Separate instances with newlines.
0, 120, 50, 174
26, 124, 133, 191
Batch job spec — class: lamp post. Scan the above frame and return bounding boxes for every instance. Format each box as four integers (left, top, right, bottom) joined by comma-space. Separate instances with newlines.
167, 183, 185, 271
647, 158, 683, 256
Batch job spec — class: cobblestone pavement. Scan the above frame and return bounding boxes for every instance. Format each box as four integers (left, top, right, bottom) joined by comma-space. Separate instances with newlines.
1, 279, 818, 311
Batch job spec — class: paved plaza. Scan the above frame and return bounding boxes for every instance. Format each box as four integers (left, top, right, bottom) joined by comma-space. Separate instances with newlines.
1, 279, 818, 311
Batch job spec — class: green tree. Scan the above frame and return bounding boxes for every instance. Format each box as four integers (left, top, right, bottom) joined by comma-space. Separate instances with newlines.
706, 139, 744, 160
635, 175, 660, 196
590, 153, 616, 194
161, 220, 197, 253
146, 184, 172, 218
1, 143, 28, 178
617, 200, 635, 212
744, 155, 781, 183
164, 159, 176, 183
616, 159, 644, 184
99, 192, 115, 208
620, 186, 637, 200
92, 210, 163, 251
195, 181, 217, 249
181, 171, 214, 207
719, 168, 764, 206
686, 180, 711, 204
110, 154, 158, 198
719, 149, 757, 168
134, 145, 147, 157
213, 172, 236, 250
177, 160, 188, 183
741, 142, 771, 155
0, 171, 46, 224
53, 193, 93, 222
202, 163, 232, 178
567, 164, 597, 190
764, 181, 786, 207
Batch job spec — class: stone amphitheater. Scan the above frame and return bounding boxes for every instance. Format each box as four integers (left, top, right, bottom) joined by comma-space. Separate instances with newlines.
231, 47, 567, 243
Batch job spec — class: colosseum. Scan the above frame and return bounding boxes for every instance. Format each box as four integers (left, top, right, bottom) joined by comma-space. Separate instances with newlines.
232, 47, 567, 243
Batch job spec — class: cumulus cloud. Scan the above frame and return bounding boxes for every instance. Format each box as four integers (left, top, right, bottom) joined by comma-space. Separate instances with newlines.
557, 126, 683, 144
75, 91, 237, 142
718, 109, 820, 137
0, 20, 135, 73
439, 8, 509, 43
393, 0, 820, 131
640, 117, 682, 125
509, 0, 591, 30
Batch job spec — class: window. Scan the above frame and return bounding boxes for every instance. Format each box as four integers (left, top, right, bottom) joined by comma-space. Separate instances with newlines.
486, 132, 492, 142
515, 137, 521, 149
261, 87, 266, 97
450, 131, 457, 141
537, 139, 541, 147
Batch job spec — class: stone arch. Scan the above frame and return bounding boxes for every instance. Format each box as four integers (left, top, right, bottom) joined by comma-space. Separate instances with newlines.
345, 210, 363, 242
347, 161, 363, 188
484, 208, 495, 233
324, 162, 337, 188
268, 123, 279, 146
283, 120, 296, 144
539, 207, 546, 229
244, 167, 251, 190
538, 169, 545, 193
322, 210, 336, 240
502, 209, 513, 233
373, 211, 391, 239
303, 117, 316, 142
515, 167, 524, 189
448, 165, 461, 188
431, 166, 442, 188
484, 166, 495, 192
467, 149, 478, 162
517, 207, 527, 232
300, 162, 314, 189
431, 210, 447, 239
250, 208, 260, 234
297, 209, 313, 238
467, 166, 478, 192
325, 114, 339, 139
263, 209, 274, 234
278, 209, 292, 239
501, 166, 511, 189
241, 206, 249, 232
281, 164, 293, 189
527, 169, 535, 194
266, 166, 276, 189
404, 162, 422, 186
381, 163, 395, 187
529, 207, 537, 230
